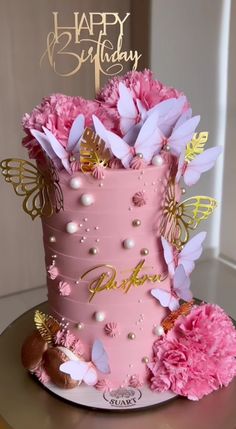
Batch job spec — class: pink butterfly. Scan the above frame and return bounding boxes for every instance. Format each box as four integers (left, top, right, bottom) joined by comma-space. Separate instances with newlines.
93, 111, 163, 167
161, 232, 207, 278
59, 339, 110, 386
151, 265, 192, 311
176, 146, 222, 186
30, 114, 85, 174
117, 82, 188, 138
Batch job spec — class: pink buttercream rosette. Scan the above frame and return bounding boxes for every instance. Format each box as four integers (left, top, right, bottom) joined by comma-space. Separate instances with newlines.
148, 303, 236, 400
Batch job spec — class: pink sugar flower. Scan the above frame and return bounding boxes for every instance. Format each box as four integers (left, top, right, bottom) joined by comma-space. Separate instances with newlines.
148, 303, 236, 400
58, 281, 71, 296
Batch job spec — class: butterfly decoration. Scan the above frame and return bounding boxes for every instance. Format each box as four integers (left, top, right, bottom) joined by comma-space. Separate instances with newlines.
161, 231, 207, 278
31, 114, 85, 174
161, 300, 194, 333
60, 339, 110, 386
159, 180, 217, 249
79, 127, 111, 173
93, 110, 163, 167
34, 310, 61, 344
117, 82, 188, 139
0, 158, 64, 220
151, 264, 193, 311
176, 146, 222, 186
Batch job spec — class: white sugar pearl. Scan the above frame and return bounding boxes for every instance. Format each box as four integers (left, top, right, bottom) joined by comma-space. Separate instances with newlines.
80, 193, 94, 206
66, 222, 78, 234
123, 238, 135, 249
152, 155, 164, 166
153, 325, 164, 336
69, 177, 82, 189
94, 311, 105, 322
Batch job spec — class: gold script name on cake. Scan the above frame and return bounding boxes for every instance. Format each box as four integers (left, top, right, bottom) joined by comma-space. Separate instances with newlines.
40, 12, 141, 92
80, 260, 167, 302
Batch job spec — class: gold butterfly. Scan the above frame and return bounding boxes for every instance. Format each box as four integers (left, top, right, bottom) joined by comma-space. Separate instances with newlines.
0, 158, 63, 220
34, 310, 61, 344
80, 127, 111, 173
185, 131, 209, 163
160, 180, 217, 248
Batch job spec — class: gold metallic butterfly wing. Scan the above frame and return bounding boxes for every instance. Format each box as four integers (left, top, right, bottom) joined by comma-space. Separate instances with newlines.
80, 127, 111, 173
160, 181, 217, 248
0, 158, 63, 220
185, 131, 209, 163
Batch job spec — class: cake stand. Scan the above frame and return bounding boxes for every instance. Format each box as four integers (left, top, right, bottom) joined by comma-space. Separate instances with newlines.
1, 302, 236, 429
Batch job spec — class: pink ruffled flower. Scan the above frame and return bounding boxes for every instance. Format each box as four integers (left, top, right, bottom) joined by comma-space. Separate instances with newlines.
34, 365, 50, 384
97, 69, 187, 110
60, 330, 76, 348
58, 281, 71, 296
148, 304, 236, 400
47, 264, 59, 280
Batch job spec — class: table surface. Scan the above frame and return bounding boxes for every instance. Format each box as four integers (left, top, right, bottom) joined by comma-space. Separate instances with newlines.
1, 302, 236, 429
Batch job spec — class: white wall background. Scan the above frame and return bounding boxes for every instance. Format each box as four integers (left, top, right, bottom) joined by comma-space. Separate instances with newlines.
150, 0, 230, 253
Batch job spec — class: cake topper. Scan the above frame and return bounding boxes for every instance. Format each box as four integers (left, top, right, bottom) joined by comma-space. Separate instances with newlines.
79, 127, 111, 173
0, 158, 64, 220
40, 12, 142, 93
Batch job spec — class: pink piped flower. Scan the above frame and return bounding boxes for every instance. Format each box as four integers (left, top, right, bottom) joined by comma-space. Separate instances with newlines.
60, 330, 76, 348
95, 378, 112, 392
91, 164, 105, 180
47, 264, 59, 280
34, 365, 50, 384
148, 303, 236, 400
130, 156, 147, 170
132, 191, 147, 207
71, 339, 84, 356
108, 157, 124, 169
58, 281, 71, 296
129, 374, 143, 388
104, 322, 120, 338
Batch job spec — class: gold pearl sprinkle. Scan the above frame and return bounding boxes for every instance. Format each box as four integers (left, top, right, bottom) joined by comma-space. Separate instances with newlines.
127, 332, 136, 340
136, 153, 143, 159
140, 248, 149, 256
77, 322, 84, 330
142, 356, 149, 364
89, 247, 98, 255
132, 219, 141, 227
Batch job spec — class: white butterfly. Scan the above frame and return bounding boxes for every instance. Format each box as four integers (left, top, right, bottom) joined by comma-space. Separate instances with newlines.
161, 232, 207, 278
59, 339, 110, 386
31, 114, 85, 174
176, 146, 222, 186
151, 265, 192, 311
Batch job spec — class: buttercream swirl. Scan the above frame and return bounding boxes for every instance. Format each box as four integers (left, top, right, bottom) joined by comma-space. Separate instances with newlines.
130, 156, 147, 170
132, 191, 147, 207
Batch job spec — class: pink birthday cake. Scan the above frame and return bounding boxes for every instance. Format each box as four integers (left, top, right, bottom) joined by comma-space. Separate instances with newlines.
1, 70, 236, 401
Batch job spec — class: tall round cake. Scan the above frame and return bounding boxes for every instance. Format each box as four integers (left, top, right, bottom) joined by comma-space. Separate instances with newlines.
2, 70, 236, 401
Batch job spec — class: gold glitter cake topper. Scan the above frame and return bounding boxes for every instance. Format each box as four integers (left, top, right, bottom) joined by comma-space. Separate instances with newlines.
0, 158, 64, 220
40, 12, 142, 92
160, 180, 217, 249
80, 127, 111, 173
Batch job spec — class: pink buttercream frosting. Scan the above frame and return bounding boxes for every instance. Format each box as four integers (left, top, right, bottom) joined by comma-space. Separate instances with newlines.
71, 339, 84, 356
58, 281, 71, 296
132, 191, 147, 207
47, 264, 59, 280
148, 303, 236, 400
128, 374, 143, 388
54, 329, 65, 345
130, 156, 147, 170
108, 157, 124, 169
60, 330, 76, 348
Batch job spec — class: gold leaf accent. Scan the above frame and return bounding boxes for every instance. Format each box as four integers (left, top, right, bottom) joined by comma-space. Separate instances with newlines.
161, 300, 194, 333
160, 180, 217, 248
185, 131, 209, 163
34, 310, 61, 344
80, 127, 111, 173
0, 158, 63, 220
